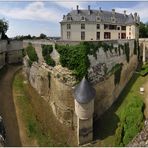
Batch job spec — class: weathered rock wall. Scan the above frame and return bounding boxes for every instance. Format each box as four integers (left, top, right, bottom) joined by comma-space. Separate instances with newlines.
23, 39, 138, 128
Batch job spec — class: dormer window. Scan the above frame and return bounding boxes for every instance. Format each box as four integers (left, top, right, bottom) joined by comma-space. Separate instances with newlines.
96, 16, 101, 22
67, 16, 72, 21
111, 17, 116, 23
81, 16, 85, 21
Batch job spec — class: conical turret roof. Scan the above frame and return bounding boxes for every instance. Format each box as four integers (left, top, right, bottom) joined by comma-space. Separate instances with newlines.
74, 77, 96, 104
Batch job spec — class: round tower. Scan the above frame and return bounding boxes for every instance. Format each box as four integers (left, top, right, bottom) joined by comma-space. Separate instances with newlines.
74, 77, 96, 145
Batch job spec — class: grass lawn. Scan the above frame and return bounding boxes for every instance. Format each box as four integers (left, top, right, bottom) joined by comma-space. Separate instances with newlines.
93, 73, 148, 147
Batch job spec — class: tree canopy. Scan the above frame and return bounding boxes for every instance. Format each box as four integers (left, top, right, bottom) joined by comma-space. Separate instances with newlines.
0, 19, 9, 39
139, 22, 148, 38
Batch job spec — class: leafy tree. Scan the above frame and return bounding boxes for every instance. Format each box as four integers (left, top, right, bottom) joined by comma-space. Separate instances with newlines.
139, 22, 148, 38
0, 19, 9, 39
39, 33, 47, 39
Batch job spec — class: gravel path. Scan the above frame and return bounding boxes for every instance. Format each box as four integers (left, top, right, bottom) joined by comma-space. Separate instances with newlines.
0, 65, 22, 146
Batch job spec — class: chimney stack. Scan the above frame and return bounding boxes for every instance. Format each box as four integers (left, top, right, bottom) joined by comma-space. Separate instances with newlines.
112, 9, 115, 15
77, 5, 79, 10
99, 7, 102, 12
124, 10, 126, 16
88, 5, 91, 15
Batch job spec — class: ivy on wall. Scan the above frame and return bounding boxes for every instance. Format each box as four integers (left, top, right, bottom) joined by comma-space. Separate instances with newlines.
56, 41, 131, 81
26, 43, 38, 66
124, 43, 130, 63
108, 63, 123, 85
41, 45, 55, 67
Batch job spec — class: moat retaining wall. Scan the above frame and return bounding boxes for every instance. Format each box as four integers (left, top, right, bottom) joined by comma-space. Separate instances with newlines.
23, 39, 138, 128
0, 40, 23, 69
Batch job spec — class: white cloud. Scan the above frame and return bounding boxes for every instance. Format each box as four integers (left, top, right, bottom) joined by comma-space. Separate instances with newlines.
115, 2, 148, 22
0, 2, 62, 22
54, 1, 86, 10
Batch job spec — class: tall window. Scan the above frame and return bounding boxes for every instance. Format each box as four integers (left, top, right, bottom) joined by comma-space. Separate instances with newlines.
104, 32, 111, 39
118, 33, 120, 39
67, 31, 71, 39
81, 31, 85, 40
96, 32, 100, 40
81, 24, 85, 29
117, 26, 120, 30
104, 24, 109, 30
96, 24, 100, 29
121, 33, 126, 39
67, 24, 71, 29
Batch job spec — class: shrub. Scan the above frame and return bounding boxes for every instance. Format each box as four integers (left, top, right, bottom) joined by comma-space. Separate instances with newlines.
115, 123, 124, 146
41, 44, 55, 67
22, 48, 26, 57
115, 96, 144, 146
124, 43, 130, 63
26, 43, 38, 62
56, 43, 90, 81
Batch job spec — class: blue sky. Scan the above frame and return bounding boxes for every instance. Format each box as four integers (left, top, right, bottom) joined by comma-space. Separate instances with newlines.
0, 1, 147, 37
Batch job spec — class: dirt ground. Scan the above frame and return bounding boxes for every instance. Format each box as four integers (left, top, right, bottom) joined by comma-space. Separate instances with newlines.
0, 65, 22, 146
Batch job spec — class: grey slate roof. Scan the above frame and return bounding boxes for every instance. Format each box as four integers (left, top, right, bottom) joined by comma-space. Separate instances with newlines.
73, 77, 96, 104
61, 9, 137, 25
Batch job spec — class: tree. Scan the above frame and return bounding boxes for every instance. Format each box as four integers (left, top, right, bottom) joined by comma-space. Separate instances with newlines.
39, 33, 47, 39
139, 22, 148, 38
0, 19, 9, 39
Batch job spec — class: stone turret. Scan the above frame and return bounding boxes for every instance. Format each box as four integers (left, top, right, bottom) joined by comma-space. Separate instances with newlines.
74, 77, 96, 145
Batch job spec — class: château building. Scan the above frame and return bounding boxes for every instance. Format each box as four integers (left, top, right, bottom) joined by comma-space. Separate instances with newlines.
60, 5, 140, 41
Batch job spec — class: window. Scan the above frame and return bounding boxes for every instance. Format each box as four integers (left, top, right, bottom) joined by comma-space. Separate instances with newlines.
104, 32, 111, 39
81, 24, 85, 29
121, 26, 126, 30
118, 33, 120, 39
96, 16, 101, 22
129, 27, 131, 31
129, 32, 131, 35
67, 16, 72, 21
81, 16, 85, 21
117, 26, 120, 30
96, 24, 100, 29
81, 31, 85, 40
109, 25, 117, 30
96, 32, 100, 40
67, 24, 71, 29
121, 33, 126, 39
67, 31, 71, 39
104, 24, 109, 30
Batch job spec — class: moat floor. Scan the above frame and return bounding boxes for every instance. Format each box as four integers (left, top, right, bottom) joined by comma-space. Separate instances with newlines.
92, 73, 148, 147
0, 65, 22, 146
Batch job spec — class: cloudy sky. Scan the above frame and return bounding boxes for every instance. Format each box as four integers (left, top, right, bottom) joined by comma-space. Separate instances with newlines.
0, 1, 148, 37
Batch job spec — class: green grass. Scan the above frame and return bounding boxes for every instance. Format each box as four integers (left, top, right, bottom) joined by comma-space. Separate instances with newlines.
93, 73, 148, 147
13, 72, 57, 146
140, 63, 148, 76
13, 71, 76, 146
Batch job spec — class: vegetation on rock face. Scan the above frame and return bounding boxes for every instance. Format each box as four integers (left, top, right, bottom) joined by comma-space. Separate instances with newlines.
26, 43, 38, 66
108, 63, 123, 85
124, 43, 130, 63
56, 43, 90, 81
41, 45, 55, 67
56, 41, 133, 81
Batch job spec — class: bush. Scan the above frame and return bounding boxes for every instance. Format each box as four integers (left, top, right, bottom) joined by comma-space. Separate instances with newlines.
115, 123, 124, 146
56, 43, 90, 81
41, 45, 55, 67
115, 96, 144, 146
26, 43, 38, 62
140, 64, 148, 76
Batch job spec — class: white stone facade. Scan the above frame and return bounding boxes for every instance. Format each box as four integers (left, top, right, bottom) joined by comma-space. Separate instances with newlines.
60, 6, 140, 41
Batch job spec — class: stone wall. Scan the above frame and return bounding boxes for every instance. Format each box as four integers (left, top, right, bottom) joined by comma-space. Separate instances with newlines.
23, 39, 138, 128
0, 40, 23, 69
